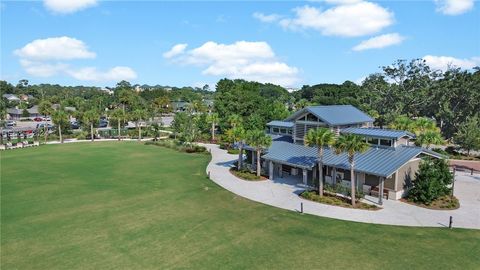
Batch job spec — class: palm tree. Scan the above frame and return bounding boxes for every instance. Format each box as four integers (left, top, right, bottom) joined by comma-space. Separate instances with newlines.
304, 128, 335, 196
228, 114, 242, 129
333, 134, 370, 206
207, 113, 219, 141
130, 109, 148, 141
38, 100, 53, 143
416, 130, 444, 148
389, 115, 415, 133
83, 110, 99, 142
51, 110, 68, 143
109, 108, 126, 141
246, 130, 272, 177
413, 117, 437, 135
232, 126, 246, 170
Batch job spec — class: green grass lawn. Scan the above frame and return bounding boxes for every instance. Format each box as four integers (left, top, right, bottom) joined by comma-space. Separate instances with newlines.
1, 142, 479, 269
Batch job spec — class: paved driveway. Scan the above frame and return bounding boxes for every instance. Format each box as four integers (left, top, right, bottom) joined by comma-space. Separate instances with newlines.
203, 143, 480, 229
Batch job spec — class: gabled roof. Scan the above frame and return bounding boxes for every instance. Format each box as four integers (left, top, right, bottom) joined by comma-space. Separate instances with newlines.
2, 94, 20, 100
266, 120, 294, 128
285, 105, 374, 126
262, 141, 442, 177
341, 127, 415, 139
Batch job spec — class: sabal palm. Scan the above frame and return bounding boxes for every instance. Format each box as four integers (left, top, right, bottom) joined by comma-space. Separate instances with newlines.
416, 130, 444, 148
51, 110, 68, 143
39, 100, 53, 143
83, 110, 99, 142
389, 115, 415, 133
228, 114, 242, 129
232, 126, 246, 170
304, 128, 335, 196
131, 109, 148, 141
110, 109, 126, 141
333, 134, 370, 206
413, 117, 438, 135
246, 130, 272, 177
207, 113, 219, 141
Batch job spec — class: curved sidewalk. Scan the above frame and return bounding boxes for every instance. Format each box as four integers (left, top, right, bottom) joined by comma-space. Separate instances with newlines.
203, 143, 480, 229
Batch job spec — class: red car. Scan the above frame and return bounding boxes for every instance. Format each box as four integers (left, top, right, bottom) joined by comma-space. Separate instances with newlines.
33, 117, 43, 122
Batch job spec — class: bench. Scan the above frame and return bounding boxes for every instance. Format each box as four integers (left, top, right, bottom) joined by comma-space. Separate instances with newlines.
370, 187, 389, 200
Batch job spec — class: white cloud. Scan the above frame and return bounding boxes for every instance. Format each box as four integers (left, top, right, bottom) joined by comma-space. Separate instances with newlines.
435, 0, 474, 15
15, 36, 137, 82
164, 41, 300, 87
162, 44, 188, 58
14, 36, 96, 61
323, 0, 362, 5
353, 33, 405, 51
67, 66, 137, 81
44, 0, 97, 14
253, 12, 282, 23
19, 60, 68, 77
423, 55, 480, 71
278, 2, 394, 37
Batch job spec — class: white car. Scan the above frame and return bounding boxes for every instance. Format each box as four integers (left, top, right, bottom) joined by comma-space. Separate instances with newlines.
6, 120, 16, 127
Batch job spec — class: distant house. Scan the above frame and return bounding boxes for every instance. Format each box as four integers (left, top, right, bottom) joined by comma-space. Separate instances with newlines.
171, 101, 190, 112
7, 105, 41, 120
2, 94, 20, 102
19, 94, 34, 101
244, 105, 442, 204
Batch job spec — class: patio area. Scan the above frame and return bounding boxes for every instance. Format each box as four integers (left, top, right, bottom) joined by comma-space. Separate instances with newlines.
203, 143, 480, 229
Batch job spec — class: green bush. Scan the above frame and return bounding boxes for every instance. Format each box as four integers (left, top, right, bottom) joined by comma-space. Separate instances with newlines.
230, 168, 262, 181
145, 140, 207, 154
227, 148, 240, 154
407, 158, 452, 204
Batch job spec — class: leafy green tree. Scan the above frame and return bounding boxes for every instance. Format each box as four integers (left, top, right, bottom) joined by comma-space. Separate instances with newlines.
407, 158, 452, 204
333, 134, 370, 206
51, 110, 69, 143
389, 115, 415, 133
207, 113, 219, 141
149, 123, 162, 141
172, 112, 188, 139
83, 110, 99, 142
109, 109, 127, 141
454, 115, 480, 156
39, 100, 53, 143
246, 130, 272, 177
232, 126, 246, 170
304, 128, 335, 196
130, 109, 148, 141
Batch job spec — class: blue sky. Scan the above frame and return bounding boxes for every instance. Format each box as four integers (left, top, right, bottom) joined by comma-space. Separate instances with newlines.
1, 0, 479, 88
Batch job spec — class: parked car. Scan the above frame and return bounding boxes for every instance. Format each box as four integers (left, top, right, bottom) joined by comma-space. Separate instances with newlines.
98, 119, 108, 128
36, 123, 54, 129
6, 120, 16, 127
70, 121, 80, 129
33, 117, 43, 122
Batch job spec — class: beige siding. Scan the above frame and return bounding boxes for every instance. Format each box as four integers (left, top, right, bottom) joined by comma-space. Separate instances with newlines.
384, 173, 396, 190
396, 159, 421, 191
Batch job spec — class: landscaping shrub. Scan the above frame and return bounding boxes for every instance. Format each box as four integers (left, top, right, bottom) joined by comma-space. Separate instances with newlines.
300, 191, 378, 210
227, 148, 240, 155
145, 140, 207, 154
230, 168, 263, 181
407, 158, 452, 204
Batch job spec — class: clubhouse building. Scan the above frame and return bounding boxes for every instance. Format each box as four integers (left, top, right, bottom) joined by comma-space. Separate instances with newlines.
244, 105, 442, 204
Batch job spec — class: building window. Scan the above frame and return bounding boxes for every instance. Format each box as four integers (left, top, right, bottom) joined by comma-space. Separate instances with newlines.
288, 129, 293, 135
272, 127, 279, 133
306, 113, 318, 122
367, 137, 379, 145
280, 128, 286, 134
380, 139, 392, 146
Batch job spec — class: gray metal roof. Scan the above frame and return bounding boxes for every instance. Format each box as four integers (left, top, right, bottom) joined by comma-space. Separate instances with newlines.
267, 120, 294, 128
341, 127, 415, 139
262, 141, 442, 177
285, 105, 374, 126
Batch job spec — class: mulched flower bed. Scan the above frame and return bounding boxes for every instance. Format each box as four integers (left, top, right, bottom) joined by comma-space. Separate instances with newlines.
400, 195, 460, 210
229, 167, 267, 181
300, 190, 380, 211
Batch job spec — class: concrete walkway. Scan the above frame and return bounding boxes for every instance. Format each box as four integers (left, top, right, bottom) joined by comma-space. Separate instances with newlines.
203, 143, 480, 229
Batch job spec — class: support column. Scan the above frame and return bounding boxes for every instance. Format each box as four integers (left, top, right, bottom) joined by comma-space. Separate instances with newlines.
279, 164, 283, 178
332, 167, 337, 187
378, 177, 384, 205
302, 169, 307, 187
313, 166, 317, 181
269, 161, 274, 180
